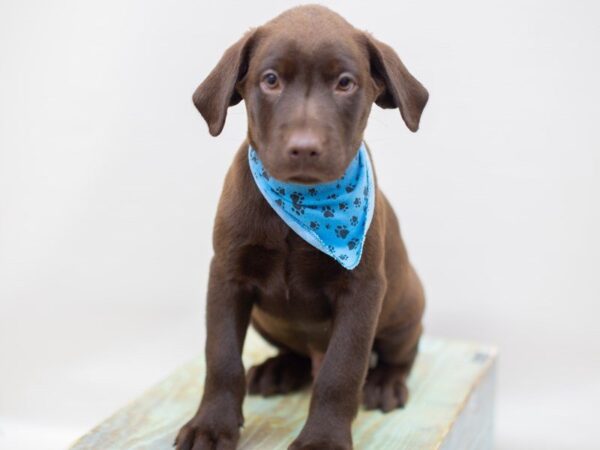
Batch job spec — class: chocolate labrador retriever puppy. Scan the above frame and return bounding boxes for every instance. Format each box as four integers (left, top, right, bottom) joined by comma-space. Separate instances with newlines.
176, 5, 427, 450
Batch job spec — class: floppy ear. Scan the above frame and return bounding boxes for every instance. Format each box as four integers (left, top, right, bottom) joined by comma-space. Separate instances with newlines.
192, 30, 256, 136
364, 34, 429, 132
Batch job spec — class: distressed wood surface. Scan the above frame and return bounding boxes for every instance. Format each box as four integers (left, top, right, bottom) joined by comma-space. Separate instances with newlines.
70, 329, 497, 450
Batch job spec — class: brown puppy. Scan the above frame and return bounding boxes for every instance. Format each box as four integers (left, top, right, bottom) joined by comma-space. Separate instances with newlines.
176, 5, 427, 450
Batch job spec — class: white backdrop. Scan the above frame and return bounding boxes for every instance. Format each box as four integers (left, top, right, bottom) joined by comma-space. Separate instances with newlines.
1, 1, 599, 449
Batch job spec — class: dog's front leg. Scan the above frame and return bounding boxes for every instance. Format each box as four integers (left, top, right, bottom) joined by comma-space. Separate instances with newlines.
175, 258, 253, 450
289, 279, 384, 450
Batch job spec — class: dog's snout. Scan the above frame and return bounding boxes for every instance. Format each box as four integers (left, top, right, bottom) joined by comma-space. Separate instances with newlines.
286, 131, 322, 160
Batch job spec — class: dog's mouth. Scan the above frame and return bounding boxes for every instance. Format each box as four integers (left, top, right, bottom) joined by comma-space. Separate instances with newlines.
286, 175, 322, 185
258, 149, 348, 185
277, 167, 347, 185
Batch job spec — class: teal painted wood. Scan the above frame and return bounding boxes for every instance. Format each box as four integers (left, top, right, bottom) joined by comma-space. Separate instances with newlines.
440, 363, 496, 450
70, 330, 497, 449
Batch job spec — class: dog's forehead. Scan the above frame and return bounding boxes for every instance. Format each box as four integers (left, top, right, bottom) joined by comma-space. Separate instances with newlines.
250, 5, 365, 70
253, 35, 362, 71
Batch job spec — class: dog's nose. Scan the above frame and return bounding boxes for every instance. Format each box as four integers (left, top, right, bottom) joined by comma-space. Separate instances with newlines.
286, 131, 322, 160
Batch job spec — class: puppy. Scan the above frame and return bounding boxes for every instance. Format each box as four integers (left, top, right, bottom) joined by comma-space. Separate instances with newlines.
176, 5, 427, 450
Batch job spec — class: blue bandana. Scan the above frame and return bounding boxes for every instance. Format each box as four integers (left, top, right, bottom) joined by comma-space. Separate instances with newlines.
248, 142, 375, 270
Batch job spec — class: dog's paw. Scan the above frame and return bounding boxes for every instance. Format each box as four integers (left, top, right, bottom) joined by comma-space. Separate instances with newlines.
363, 363, 409, 412
288, 428, 352, 450
174, 406, 241, 450
247, 352, 312, 396
288, 419, 352, 450
289, 440, 351, 450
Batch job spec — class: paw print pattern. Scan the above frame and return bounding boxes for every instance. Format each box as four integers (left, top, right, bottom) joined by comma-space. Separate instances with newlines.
248, 143, 373, 268
322, 206, 335, 218
290, 192, 304, 204
290, 192, 305, 215
335, 225, 349, 239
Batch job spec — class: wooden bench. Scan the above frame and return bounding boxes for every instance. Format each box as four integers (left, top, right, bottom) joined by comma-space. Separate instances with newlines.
70, 329, 497, 449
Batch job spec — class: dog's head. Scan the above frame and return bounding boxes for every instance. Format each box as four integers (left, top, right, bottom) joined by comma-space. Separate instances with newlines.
193, 5, 428, 184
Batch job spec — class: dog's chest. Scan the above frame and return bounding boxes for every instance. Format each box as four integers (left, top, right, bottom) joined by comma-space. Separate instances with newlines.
234, 230, 348, 321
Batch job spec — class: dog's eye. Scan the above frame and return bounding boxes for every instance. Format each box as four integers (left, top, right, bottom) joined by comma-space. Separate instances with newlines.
336, 74, 357, 93
261, 71, 281, 91
264, 73, 278, 86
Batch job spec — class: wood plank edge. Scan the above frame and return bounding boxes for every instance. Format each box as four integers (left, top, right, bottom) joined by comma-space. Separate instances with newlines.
432, 346, 498, 450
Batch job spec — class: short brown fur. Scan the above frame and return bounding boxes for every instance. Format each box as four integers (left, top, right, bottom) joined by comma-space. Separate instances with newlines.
176, 5, 427, 450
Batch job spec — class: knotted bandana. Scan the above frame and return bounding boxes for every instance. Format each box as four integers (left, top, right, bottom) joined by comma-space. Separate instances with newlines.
248, 142, 375, 270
